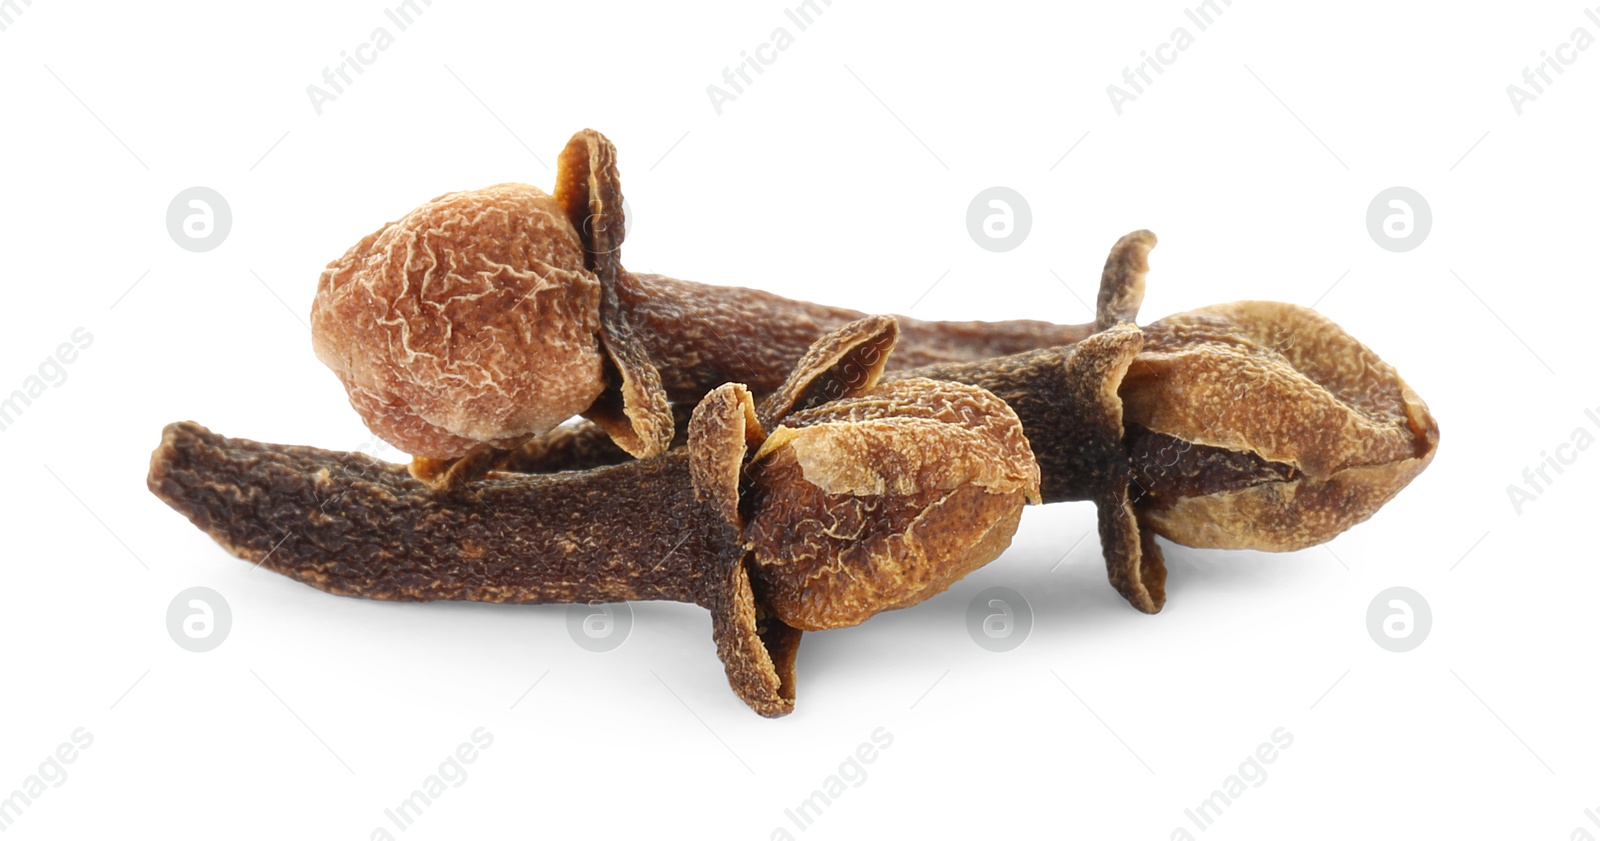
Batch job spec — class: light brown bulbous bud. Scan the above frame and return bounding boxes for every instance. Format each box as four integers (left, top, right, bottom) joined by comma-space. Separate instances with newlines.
310, 183, 606, 459
743, 378, 1041, 631
1121, 301, 1439, 552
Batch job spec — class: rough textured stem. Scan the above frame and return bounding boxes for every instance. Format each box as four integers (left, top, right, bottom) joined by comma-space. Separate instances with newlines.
147, 422, 726, 607
622, 272, 1093, 398
890, 346, 1120, 504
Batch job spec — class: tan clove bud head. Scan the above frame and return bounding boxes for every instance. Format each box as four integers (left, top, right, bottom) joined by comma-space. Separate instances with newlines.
1120, 301, 1439, 552
742, 378, 1042, 631
310, 184, 607, 459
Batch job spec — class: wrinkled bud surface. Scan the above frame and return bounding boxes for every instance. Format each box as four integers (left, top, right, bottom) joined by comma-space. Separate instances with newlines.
744, 378, 1041, 631
1121, 301, 1439, 551
311, 183, 606, 459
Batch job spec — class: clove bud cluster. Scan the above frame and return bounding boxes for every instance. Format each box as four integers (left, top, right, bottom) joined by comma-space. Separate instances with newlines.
148, 127, 1440, 717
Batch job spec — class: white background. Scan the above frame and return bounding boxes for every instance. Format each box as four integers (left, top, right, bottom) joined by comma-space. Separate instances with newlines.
2, 1, 1597, 838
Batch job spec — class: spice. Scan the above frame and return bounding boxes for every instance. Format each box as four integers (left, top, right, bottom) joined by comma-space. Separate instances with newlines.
1121, 301, 1438, 552
491, 233, 1440, 614
148, 317, 1039, 717
901, 304, 1438, 613
310, 129, 1108, 482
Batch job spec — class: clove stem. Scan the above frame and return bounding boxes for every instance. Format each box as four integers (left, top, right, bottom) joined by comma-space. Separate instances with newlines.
620, 271, 1093, 396
148, 422, 726, 607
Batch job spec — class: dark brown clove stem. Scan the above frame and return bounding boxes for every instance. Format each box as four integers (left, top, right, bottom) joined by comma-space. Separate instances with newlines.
890, 337, 1136, 506
148, 422, 727, 607
619, 272, 1093, 396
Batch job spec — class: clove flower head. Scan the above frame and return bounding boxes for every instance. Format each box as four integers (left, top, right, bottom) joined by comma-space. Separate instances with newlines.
1120, 300, 1439, 552
744, 378, 1041, 631
310, 181, 606, 459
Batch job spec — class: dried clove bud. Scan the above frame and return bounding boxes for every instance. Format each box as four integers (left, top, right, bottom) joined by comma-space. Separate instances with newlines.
415, 228, 1158, 484
884, 241, 1439, 613
745, 378, 1040, 630
496, 231, 1440, 614
148, 317, 1039, 717
310, 128, 1095, 480
1120, 300, 1438, 555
